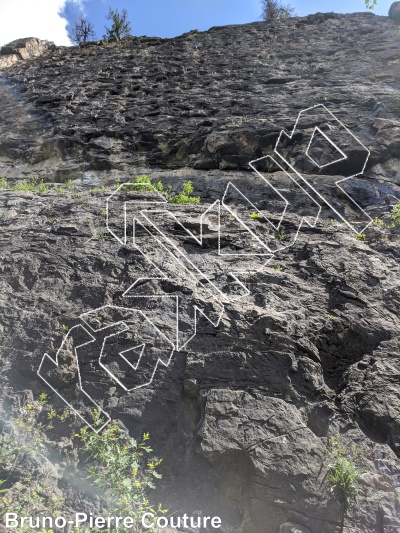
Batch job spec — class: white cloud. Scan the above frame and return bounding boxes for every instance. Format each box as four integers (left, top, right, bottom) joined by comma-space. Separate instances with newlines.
0, 0, 85, 47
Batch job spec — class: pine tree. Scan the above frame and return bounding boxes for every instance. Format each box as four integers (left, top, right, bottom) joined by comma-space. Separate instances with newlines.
103, 8, 132, 41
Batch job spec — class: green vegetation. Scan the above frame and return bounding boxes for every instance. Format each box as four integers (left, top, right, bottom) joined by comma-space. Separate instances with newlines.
169, 180, 200, 204
364, 0, 377, 10
119, 175, 165, 193
391, 203, 400, 225
374, 204, 400, 229
250, 212, 261, 219
0, 175, 49, 193
325, 435, 365, 511
0, 396, 165, 533
0, 174, 201, 205
261, 0, 296, 20
0, 395, 67, 528
271, 265, 283, 271
356, 233, 367, 241
103, 7, 132, 41
0, 176, 75, 194
120, 175, 200, 204
76, 411, 166, 532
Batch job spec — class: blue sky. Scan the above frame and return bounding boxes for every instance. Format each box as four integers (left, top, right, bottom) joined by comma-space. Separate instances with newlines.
64, 0, 394, 40
0, 0, 394, 47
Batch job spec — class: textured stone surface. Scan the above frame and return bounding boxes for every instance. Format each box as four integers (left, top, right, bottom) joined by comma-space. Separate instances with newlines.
0, 12, 399, 183
0, 10, 400, 533
389, 2, 400, 22
0, 169, 399, 532
0, 37, 55, 63
280, 524, 311, 533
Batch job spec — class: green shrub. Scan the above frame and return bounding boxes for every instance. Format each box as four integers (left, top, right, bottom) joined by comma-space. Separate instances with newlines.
169, 180, 200, 204
119, 176, 200, 204
0, 394, 66, 528
0, 397, 166, 533
76, 410, 166, 532
391, 203, 400, 226
250, 212, 261, 219
121, 175, 154, 192
373, 204, 400, 230
325, 435, 364, 511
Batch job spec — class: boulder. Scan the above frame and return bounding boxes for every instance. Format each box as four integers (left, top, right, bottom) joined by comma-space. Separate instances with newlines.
0, 37, 55, 65
389, 2, 400, 22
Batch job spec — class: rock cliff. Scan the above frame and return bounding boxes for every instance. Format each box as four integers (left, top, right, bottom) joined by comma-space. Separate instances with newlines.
0, 6, 400, 533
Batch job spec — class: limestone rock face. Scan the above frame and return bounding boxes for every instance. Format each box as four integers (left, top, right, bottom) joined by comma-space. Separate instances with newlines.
0, 13, 399, 182
0, 37, 55, 68
0, 11, 400, 533
389, 2, 400, 22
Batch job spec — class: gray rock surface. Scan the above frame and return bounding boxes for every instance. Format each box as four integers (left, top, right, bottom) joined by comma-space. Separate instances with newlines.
0, 169, 399, 532
0, 37, 55, 69
0, 9, 400, 533
389, 2, 400, 22
0, 12, 399, 183
280, 524, 311, 533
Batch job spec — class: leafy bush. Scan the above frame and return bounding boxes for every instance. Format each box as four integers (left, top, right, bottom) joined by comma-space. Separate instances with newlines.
356, 233, 367, 241
120, 175, 200, 204
0, 176, 74, 194
0, 394, 66, 529
325, 435, 365, 510
169, 180, 200, 204
0, 397, 166, 533
374, 204, 400, 230
391, 203, 400, 226
364, 0, 377, 10
120, 175, 164, 193
76, 411, 166, 532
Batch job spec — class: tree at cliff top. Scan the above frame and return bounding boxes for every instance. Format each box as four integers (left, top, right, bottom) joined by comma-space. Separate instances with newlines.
261, 0, 296, 20
103, 7, 132, 41
365, 0, 378, 9
68, 16, 96, 44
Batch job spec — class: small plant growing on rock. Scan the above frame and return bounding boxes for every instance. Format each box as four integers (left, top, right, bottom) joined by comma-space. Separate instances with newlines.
0, 397, 166, 533
325, 435, 365, 511
169, 180, 200, 204
250, 212, 261, 219
120, 176, 200, 204
373, 204, 400, 230
76, 410, 167, 532
356, 233, 367, 241
0, 394, 66, 528
391, 203, 400, 225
